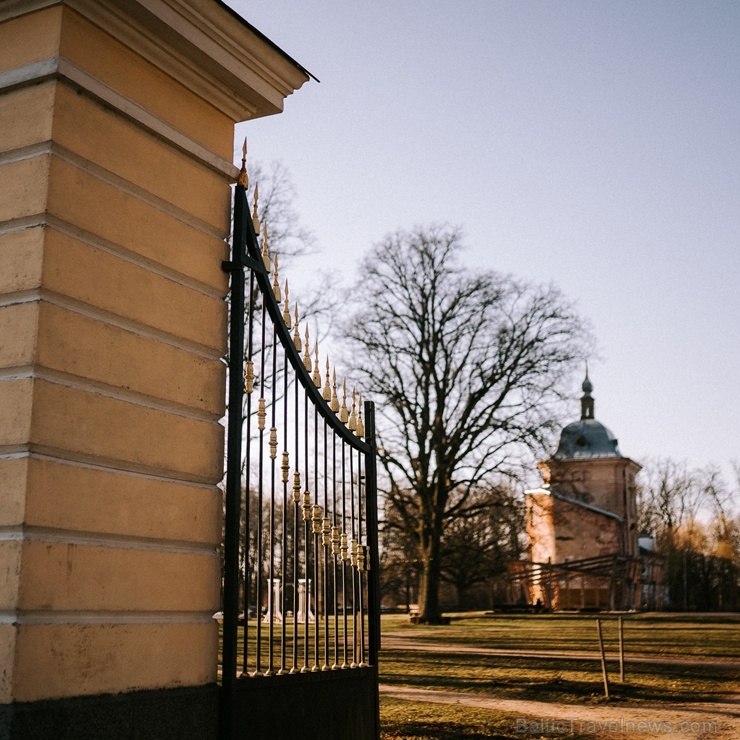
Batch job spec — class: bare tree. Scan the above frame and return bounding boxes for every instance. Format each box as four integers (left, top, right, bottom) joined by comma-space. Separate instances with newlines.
245, 159, 339, 326
440, 483, 524, 609
246, 160, 316, 261
637, 458, 740, 610
637, 458, 706, 534
342, 225, 592, 622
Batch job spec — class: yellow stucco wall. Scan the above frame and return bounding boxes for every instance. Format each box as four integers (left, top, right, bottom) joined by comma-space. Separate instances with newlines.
0, 0, 307, 704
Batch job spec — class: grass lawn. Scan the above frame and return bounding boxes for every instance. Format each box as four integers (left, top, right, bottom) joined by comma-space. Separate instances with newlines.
380, 611, 740, 658
378, 612, 740, 738
380, 697, 591, 740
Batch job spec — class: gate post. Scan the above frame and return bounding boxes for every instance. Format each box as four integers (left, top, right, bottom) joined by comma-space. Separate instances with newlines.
0, 2, 307, 737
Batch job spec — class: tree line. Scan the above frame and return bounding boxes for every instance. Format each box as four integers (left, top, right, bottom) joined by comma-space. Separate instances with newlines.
637, 459, 740, 611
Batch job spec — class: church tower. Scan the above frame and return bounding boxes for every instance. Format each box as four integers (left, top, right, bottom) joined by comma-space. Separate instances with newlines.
522, 374, 642, 609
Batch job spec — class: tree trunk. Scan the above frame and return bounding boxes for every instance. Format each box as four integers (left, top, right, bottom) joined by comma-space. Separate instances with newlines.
417, 524, 444, 623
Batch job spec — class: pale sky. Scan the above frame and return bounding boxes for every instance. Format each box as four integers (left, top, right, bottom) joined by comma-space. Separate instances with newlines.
226, 1, 740, 480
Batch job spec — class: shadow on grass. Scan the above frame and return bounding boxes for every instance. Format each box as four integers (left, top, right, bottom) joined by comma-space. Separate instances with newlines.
379, 697, 597, 740
380, 697, 539, 740
382, 721, 508, 740
380, 649, 739, 705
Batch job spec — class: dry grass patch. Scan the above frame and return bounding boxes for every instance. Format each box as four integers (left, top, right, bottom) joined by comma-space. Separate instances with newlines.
380, 696, 592, 740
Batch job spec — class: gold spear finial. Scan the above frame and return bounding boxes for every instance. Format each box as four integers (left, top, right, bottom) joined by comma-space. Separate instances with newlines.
331, 525, 340, 556
271, 251, 281, 301
252, 182, 260, 234
237, 138, 248, 188
282, 280, 292, 328
281, 450, 290, 483
357, 544, 366, 572
292, 305, 302, 350
302, 490, 312, 521
244, 360, 254, 395
312, 504, 323, 534
257, 397, 266, 431
302, 326, 312, 371
330, 368, 339, 412
322, 516, 331, 547
269, 427, 278, 459
356, 394, 365, 437
339, 378, 349, 423
261, 222, 271, 272
340, 532, 349, 563
322, 357, 331, 401
348, 388, 357, 431
312, 341, 321, 387
293, 471, 302, 503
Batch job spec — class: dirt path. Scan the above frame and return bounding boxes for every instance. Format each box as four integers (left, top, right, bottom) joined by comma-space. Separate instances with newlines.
379, 684, 740, 739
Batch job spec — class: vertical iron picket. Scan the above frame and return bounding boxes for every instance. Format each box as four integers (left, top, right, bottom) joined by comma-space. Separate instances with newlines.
365, 400, 381, 667
220, 177, 249, 738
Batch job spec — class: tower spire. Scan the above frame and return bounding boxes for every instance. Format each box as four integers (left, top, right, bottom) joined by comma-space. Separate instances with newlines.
580, 367, 594, 420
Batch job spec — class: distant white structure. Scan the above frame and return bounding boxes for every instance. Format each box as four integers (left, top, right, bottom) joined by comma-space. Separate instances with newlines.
296, 578, 315, 623
263, 578, 283, 624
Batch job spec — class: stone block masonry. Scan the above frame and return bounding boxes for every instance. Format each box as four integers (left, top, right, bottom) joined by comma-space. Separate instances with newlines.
0, 1, 307, 736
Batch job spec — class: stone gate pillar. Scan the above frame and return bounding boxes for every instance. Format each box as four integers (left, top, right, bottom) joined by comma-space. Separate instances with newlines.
0, 1, 308, 736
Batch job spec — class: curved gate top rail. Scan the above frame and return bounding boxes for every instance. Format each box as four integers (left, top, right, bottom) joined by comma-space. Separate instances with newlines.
219, 146, 380, 739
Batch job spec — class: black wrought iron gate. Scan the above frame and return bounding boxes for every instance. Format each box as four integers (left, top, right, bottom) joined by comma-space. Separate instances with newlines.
219, 151, 380, 740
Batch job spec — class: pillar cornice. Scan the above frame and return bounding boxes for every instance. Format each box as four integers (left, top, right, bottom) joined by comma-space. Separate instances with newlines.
0, 0, 310, 122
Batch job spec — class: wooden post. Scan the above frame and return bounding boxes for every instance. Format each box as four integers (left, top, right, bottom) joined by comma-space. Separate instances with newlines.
618, 615, 625, 682
596, 619, 610, 699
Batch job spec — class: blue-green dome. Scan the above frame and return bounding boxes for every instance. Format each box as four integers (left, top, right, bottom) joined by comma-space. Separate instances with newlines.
553, 418, 621, 459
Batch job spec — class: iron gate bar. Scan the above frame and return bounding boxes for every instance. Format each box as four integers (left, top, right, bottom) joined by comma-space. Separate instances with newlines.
365, 399, 380, 666
220, 166, 249, 738
254, 294, 267, 675
242, 268, 255, 676
268, 319, 277, 674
